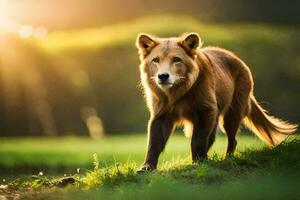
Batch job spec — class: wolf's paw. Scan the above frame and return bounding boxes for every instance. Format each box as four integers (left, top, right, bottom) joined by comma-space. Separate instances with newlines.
136, 163, 156, 174
192, 155, 208, 164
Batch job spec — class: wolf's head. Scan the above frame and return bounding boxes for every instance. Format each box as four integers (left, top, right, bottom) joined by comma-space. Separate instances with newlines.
136, 33, 202, 97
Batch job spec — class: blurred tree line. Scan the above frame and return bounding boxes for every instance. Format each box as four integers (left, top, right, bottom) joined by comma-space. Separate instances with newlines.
7, 0, 300, 30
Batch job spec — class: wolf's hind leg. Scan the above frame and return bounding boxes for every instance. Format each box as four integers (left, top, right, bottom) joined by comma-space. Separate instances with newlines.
223, 107, 241, 156
223, 86, 250, 156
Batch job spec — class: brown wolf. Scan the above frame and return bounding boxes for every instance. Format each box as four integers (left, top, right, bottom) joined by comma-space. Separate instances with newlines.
136, 32, 298, 172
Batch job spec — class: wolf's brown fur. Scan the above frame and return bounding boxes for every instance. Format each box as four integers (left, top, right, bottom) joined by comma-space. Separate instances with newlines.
136, 32, 298, 171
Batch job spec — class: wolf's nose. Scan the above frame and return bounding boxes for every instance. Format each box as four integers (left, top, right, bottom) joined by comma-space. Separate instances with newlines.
158, 73, 170, 82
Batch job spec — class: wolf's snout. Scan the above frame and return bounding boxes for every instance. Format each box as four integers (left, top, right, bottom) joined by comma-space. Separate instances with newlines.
158, 73, 170, 83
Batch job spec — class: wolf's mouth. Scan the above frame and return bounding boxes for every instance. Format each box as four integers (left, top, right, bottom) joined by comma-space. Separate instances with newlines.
158, 81, 171, 85
158, 81, 173, 88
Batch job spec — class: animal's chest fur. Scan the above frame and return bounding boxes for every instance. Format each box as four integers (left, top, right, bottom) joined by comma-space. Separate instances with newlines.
164, 94, 201, 122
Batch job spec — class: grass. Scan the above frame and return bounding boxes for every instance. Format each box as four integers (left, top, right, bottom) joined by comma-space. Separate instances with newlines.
71, 139, 300, 200
1, 134, 299, 199
0, 133, 265, 174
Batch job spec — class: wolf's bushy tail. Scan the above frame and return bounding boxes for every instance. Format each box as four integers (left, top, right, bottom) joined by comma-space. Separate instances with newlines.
243, 96, 298, 146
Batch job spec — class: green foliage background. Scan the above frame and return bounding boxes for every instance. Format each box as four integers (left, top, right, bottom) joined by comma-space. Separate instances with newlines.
0, 4, 299, 136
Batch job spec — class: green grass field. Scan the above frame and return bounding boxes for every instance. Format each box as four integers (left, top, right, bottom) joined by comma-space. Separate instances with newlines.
0, 134, 265, 174
1, 134, 300, 199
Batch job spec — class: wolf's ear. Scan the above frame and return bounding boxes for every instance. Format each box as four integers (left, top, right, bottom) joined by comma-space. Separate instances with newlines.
136, 33, 157, 58
180, 33, 202, 57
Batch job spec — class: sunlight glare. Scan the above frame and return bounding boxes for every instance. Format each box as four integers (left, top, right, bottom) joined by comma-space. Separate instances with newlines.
0, 1, 48, 39
19, 25, 33, 38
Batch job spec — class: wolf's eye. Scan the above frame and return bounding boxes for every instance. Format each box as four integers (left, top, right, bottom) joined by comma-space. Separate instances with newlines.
152, 57, 159, 63
173, 57, 182, 63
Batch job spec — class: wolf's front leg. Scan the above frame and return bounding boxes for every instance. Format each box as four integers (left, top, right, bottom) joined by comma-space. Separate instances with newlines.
191, 108, 218, 162
137, 115, 174, 172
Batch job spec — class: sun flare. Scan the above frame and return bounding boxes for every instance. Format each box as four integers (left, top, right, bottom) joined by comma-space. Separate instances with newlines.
0, 0, 48, 39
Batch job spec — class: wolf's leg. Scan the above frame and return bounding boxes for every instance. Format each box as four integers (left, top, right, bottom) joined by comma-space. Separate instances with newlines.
224, 76, 251, 156
223, 107, 241, 156
207, 121, 218, 151
191, 108, 218, 162
138, 115, 174, 172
